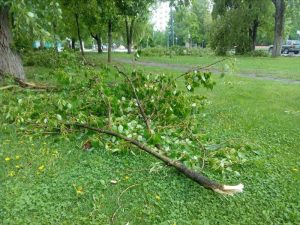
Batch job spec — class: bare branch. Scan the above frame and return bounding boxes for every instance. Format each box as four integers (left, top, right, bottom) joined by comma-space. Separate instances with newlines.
174, 58, 228, 81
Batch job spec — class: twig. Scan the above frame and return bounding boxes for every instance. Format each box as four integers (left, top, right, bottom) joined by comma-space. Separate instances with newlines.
114, 66, 152, 133
174, 58, 228, 81
100, 91, 112, 128
149, 59, 228, 120
111, 184, 139, 224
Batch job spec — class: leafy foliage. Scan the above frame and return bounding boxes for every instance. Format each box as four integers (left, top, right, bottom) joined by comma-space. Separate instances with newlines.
1, 55, 245, 176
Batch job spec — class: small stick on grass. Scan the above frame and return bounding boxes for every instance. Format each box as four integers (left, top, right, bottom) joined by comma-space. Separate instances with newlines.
111, 184, 139, 224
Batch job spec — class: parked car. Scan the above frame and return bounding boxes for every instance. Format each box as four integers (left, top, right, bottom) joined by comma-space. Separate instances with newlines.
269, 40, 300, 54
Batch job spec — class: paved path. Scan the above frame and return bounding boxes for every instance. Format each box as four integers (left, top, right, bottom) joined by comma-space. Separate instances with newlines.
113, 58, 300, 84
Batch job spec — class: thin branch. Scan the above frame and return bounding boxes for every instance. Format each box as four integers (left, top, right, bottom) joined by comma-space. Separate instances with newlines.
100, 91, 112, 128
149, 58, 228, 120
111, 184, 139, 224
174, 58, 228, 81
114, 66, 152, 133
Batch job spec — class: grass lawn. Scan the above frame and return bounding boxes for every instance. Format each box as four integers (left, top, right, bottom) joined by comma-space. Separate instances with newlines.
1, 55, 299, 224
85, 52, 300, 81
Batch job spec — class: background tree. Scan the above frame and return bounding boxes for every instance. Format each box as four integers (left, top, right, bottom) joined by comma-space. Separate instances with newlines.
172, 0, 211, 47
60, 0, 88, 56
272, 0, 286, 57
211, 0, 273, 55
83, 0, 106, 53
1, 0, 61, 79
115, 0, 154, 54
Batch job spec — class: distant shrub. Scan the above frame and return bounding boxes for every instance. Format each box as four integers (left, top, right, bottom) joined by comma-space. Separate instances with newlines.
22, 49, 81, 68
140, 46, 213, 57
249, 50, 269, 57
140, 47, 168, 57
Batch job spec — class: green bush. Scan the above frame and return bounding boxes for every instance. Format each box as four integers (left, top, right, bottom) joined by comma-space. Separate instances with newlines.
22, 50, 81, 68
248, 50, 269, 57
140, 47, 168, 57
140, 46, 213, 57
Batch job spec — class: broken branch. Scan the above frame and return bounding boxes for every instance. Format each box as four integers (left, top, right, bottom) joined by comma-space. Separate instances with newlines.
69, 123, 244, 195
13, 77, 57, 90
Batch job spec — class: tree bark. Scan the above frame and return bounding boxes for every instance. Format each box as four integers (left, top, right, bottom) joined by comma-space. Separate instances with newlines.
91, 33, 102, 53
108, 19, 112, 63
0, 6, 25, 80
75, 13, 84, 56
125, 17, 135, 54
249, 19, 259, 51
71, 38, 76, 50
272, 0, 286, 57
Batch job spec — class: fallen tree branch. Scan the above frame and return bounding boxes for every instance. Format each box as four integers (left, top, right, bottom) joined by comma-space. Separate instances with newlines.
13, 77, 57, 91
69, 123, 244, 195
0, 85, 19, 90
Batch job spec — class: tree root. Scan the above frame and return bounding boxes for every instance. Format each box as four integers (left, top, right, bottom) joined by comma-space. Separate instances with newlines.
69, 123, 244, 195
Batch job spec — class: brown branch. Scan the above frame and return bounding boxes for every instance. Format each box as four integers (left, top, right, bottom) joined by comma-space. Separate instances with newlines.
0, 85, 18, 90
68, 123, 244, 195
13, 77, 57, 90
114, 66, 152, 133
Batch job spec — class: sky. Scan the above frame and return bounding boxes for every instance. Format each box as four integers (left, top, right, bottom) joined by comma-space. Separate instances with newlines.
151, 1, 213, 32
151, 2, 170, 32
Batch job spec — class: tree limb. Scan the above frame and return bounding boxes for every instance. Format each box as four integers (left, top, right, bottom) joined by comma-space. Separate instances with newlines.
69, 123, 244, 195
13, 77, 57, 91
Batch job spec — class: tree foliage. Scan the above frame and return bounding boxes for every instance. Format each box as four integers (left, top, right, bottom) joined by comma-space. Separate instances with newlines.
210, 0, 274, 55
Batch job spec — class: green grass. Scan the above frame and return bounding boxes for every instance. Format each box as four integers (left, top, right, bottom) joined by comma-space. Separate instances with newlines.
1, 58, 300, 224
85, 52, 300, 81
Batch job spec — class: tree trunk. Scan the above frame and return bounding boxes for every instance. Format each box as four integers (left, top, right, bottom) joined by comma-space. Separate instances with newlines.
125, 17, 134, 54
96, 34, 102, 53
272, 0, 285, 57
108, 19, 112, 63
0, 6, 25, 80
75, 13, 84, 56
71, 38, 76, 50
91, 33, 102, 53
249, 19, 259, 51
